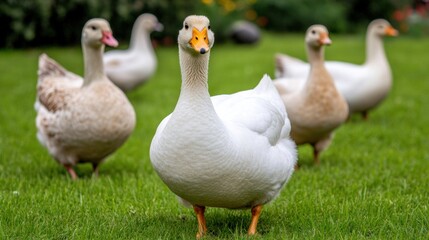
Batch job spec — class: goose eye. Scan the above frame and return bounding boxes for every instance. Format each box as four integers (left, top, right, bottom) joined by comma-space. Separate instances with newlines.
311, 30, 316, 34
185, 23, 189, 30
91, 26, 97, 31
208, 25, 211, 30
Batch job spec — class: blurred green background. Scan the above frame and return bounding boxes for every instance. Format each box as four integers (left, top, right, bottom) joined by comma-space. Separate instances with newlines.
1, 0, 428, 48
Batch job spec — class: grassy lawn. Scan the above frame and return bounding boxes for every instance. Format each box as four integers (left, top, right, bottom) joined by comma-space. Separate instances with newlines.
0, 32, 428, 239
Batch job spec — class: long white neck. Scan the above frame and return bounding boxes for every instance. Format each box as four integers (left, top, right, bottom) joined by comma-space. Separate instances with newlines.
130, 23, 154, 54
167, 46, 228, 137
156, 45, 231, 155
83, 43, 105, 86
176, 47, 212, 108
365, 31, 387, 65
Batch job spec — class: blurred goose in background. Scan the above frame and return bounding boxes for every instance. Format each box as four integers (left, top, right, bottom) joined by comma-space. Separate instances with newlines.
35, 19, 136, 180
275, 19, 398, 119
103, 13, 163, 91
274, 25, 348, 165
150, 15, 297, 238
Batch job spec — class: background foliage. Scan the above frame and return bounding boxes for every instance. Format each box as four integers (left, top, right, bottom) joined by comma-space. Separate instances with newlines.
1, 0, 426, 48
252, 0, 349, 33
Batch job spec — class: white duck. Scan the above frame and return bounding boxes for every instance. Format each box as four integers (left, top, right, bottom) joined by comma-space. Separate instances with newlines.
103, 13, 163, 91
275, 19, 398, 119
36, 19, 136, 180
274, 25, 348, 165
150, 15, 296, 238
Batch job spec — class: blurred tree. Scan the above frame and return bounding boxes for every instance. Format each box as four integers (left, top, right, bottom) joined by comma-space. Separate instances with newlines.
0, 0, 177, 48
0, 0, 420, 48
252, 0, 410, 33
253, 0, 348, 33
344, 0, 396, 25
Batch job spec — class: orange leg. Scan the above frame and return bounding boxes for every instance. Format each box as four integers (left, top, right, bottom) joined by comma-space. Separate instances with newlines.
64, 165, 78, 180
362, 111, 369, 120
313, 147, 320, 165
92, 162, 99, 178
248, 205, 263, 235
294, 163, 300, 171
193, 205, 207, 239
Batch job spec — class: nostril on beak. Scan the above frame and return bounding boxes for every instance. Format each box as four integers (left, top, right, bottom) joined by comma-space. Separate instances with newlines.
200, 48, 206, 54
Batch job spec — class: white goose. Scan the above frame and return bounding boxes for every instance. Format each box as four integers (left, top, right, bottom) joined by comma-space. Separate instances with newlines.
275, 19, 398, 119
274, 25, 348, 165
36, 19, 136, 180
103, 13, 163, 91
150, 15, 296, 238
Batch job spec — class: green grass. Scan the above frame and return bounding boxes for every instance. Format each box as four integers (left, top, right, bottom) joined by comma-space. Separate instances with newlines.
1, 32, 428, 239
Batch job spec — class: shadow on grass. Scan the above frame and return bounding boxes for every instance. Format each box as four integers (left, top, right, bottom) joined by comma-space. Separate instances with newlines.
36, 158, 150, 181
130, 208, 275, 239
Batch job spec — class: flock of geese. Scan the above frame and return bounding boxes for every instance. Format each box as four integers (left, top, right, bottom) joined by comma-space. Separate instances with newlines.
35, 14, 397, 237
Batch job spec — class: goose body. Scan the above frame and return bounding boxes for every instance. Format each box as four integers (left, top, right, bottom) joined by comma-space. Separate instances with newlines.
103, 13, 163, 91
274, 25, 348, 164
36, 19, 136, 179
275, 19, 397, 118
150, 15, 296, 237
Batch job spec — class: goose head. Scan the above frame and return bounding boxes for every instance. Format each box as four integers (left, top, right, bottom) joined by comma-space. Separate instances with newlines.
137, 13, 164, 32
368, 19, 398, 38
82, 18, 118, 48
305, 25, 332, 49
178, 15, 214, 55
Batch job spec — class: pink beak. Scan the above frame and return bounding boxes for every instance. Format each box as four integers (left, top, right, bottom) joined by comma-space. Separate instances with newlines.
101, 31, 118, 47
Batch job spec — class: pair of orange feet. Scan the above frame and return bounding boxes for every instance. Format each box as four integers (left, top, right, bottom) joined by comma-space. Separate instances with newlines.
193, 204, 262, 238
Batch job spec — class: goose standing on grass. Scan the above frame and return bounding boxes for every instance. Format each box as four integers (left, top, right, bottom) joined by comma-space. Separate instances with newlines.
35, 19, 136, 180
103, 13, 163, 91
150, 15, 296, 238
274, 25, 348, 165
275, 19, 398, 119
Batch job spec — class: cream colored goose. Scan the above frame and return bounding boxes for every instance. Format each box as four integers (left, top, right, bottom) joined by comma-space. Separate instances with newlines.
275, 19, 398, 119
274, 25, 348, 164
103, 13, 163, 91
36, 19, 136, 180
150, 15, 296, 238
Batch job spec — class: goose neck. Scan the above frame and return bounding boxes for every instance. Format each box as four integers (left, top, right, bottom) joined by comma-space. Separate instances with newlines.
303, 44, 334, 92
306, 45, 325, 69
130, 25, 154, 54
83, 44, 105, 86
178, 48, 211, 100
365, 32, 387, 65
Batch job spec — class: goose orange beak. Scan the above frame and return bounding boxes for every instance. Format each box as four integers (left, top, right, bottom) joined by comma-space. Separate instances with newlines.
319, 32, 332, 46
190, 27, 209, 54
385, 26, 398, 36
